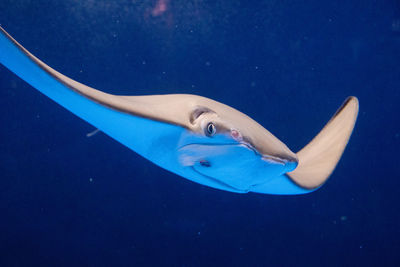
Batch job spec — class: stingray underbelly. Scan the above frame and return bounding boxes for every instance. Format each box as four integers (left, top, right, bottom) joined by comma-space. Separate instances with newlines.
178, 143, 286, 191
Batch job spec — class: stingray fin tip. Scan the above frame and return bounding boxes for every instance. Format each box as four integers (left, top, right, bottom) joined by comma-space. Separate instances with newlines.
287, 96, 359, 190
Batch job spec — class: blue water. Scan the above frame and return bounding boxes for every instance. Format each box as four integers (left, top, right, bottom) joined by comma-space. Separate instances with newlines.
0, 1, 399, 266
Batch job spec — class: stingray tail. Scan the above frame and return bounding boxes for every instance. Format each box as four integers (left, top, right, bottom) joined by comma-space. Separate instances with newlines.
287, 96, 359, 190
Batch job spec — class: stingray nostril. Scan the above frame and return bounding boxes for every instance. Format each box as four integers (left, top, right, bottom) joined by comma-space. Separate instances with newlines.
199, 160, 211, 167
231, 129, 242, 141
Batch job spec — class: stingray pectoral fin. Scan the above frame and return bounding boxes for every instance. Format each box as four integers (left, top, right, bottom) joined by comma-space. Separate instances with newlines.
0, 26, 137, 119
287, 96, 359, 190
0, 26, 187, 158
0, 26, 193, 129
0, 26, 123, 121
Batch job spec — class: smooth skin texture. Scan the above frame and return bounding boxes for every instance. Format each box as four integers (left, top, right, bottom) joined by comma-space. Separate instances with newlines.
0, 26, 359, 194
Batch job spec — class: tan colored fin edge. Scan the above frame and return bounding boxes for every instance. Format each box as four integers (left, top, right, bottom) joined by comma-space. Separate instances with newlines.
287, 96, 359, 189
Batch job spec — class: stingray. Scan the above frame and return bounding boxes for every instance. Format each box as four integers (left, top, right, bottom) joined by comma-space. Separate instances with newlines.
0, 26, 359, 195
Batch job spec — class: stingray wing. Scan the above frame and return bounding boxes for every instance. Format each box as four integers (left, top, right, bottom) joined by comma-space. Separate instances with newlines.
287, 96, 359, 190
0, 26, 190, 158
251, 97, 358, 195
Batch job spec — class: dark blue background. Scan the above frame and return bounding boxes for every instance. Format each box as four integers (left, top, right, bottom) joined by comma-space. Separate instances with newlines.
1, 1, 399, 266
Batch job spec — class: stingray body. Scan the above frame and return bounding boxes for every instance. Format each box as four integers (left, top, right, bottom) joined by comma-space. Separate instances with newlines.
0, 27, 359, 195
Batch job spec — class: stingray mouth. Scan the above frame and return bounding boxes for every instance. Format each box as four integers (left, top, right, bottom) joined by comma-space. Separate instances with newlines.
261, 155, 286, 165
238, 141, 259, 155
238, 138, 298, 172
235, 141, 298, 172
262, 155, 298, 172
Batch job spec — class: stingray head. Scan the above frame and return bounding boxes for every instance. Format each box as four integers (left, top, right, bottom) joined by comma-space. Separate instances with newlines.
178, 105, 298, 191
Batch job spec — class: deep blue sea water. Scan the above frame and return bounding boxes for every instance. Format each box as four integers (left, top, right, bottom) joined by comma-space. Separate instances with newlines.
0, 1, 399, 266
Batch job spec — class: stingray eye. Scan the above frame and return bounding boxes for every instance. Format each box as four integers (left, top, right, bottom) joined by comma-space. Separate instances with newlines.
206, 122, 216, 136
